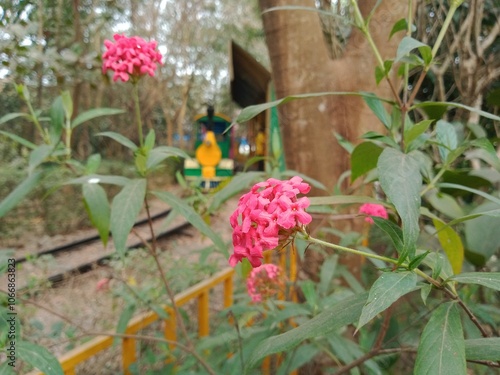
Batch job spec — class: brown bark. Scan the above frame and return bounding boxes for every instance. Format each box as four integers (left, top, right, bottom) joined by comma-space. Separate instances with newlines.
259, 0, 410, 280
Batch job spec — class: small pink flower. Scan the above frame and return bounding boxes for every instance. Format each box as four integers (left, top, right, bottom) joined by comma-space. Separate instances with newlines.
246, 264, 284, 303
102, 34, 163, 82
229, 176, 312, 267
359, 203, 388, 224
96, 278, 110, 291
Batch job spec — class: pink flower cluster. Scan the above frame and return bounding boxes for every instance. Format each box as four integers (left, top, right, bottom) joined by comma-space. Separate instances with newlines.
359, 203, 388, 224
246, 264, 283, 303
102, 34, 162, 82
229, 176, 312, 267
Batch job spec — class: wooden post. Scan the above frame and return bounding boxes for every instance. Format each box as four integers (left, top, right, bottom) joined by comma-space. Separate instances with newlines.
198, 291, 210, 337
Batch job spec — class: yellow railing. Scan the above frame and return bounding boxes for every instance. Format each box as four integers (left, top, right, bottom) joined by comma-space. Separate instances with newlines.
31, 268, 234, 375
32, 251, 298, 375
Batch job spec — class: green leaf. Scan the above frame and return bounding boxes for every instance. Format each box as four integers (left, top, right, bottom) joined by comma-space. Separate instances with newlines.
72, 108, 124, 129
144, 129, 155, 151
414, 302, 466, 375
404, 119, 433, 147
436, 120, 458, 163
464, 202, 500, 266
0, 130, 37, 149
208, 171, 263, 212
426, 191, 465, 219
114, 303, 136, 345
351, 142, 384, 182
319, 255, 338, 296
449, 272, 500, 292
309, 195, 390, 207
464, 338, 500, 361
411, 101, 500, 122
85, 154, 102, 174
61, 90, 73, 120
437, 183, 500, 206
300, 280, 318, 309
361, 131, 399, 148
235, 91, 394, 126
395, 36, 431, 64
0, 112, 31, 125
372, 217, 403, 255
96, 131, 138, 151
17, 341, 64, 375
378, 148, 421, 261
0, 361, 16, 375
29, 144, 53, 173
49, 96, 64, 144
390, 18, 414, 39
0, 171, 43, 218
362, 94, 391, 129
153, 191, 227, 256
146, 146, 190, 170
334, 132, 354, 154
65, 174, 130, 186
375, 60, 394, 85
110, 179, 147, 256
432, 218, 464, 274
357, 272, 417, 330
246, 292, 368, 369
83, 183, 110, 246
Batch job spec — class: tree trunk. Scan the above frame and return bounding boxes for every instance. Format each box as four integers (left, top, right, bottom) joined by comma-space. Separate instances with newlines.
259, 0, 410, 281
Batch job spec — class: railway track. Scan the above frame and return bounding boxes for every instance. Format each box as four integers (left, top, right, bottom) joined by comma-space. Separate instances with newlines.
6, 208, 192, 290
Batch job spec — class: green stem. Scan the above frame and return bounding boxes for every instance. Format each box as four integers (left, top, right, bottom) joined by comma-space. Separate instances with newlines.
133, 82, 144, 148
407, 2, 461, 107
26, 97, 50, 144
431, 3, 459, 60
65, 118, 72, 159
349, 0, 402, 107
303, 233, 399, 266
420, 165, 447, 196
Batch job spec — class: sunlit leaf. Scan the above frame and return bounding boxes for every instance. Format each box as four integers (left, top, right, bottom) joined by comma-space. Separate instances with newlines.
432, 218, 464, 274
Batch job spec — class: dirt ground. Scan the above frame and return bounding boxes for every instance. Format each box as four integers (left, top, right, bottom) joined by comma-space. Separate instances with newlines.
11, 195, 240, 374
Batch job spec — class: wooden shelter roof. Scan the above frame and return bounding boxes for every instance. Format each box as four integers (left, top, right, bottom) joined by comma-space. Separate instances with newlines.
229, 41, 271, 108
